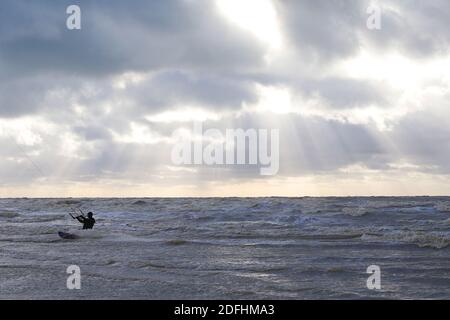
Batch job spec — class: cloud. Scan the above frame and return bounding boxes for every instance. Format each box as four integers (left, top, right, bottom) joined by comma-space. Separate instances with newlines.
0, 0, 266, 79
275, 0, 450, 62
275, 0, 368, 62
0, 0, 450, 195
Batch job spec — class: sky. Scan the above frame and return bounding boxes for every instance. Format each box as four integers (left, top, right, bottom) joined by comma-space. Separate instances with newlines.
1, 0, 450, 197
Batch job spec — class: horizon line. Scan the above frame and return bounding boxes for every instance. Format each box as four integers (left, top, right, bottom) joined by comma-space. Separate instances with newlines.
1, 195, 450, 199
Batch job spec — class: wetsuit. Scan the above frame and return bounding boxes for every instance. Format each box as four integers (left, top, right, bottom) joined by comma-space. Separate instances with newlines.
76, 216, 96, 229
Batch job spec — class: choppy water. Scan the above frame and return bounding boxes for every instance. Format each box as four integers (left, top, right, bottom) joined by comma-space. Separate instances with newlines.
0, 197, 449, 299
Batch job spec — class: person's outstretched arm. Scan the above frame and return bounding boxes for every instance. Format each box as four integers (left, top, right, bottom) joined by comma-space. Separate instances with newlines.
76, 216, 86, 223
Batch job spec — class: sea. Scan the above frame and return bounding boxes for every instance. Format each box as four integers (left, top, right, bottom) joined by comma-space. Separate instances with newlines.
0, 197, 449, 299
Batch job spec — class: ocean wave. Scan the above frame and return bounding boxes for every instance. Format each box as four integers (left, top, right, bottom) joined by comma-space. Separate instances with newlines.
327, 267, 346, 273
340, 207, 372, 217
54, 199, 81, 206
0, 236, 61, 244
165, 239, 189, 245
58, 229, 104, 240
0, 211, 19, 218
435, 202, 450, 212
132, 200, 147, 206
18, 214, 67, 223
362, 231, 449, 249
294, 233, 363, 240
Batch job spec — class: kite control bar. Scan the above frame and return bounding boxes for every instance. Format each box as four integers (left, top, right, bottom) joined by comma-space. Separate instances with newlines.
69, 209, 85, 219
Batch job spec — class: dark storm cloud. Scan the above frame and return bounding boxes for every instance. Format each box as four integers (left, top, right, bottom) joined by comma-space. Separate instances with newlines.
3, 0, 446, 119
0, 0, 265, 78
0, 70, 257, 118
124, 71, 257, 112
276, 0, 450, 62
275, 0, 367, 62
0, 0, 262, 118
391, 107, 450, 174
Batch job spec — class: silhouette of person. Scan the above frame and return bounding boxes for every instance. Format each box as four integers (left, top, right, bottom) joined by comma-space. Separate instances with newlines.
76, 212, 96, 230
